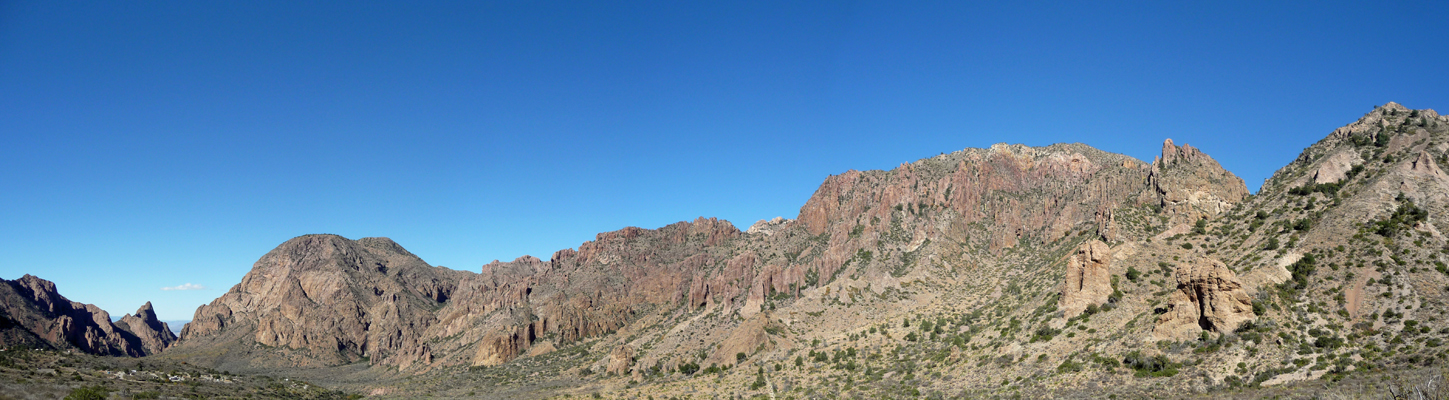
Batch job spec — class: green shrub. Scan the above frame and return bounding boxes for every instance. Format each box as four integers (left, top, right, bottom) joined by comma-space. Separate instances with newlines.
1123, 351, 1179, 377
64, 386, 110, 400
1030, 326, 1061, 343
1284, 253, 1317, 290
1057, 359, 1083, 373
1373, 198, 1428, 238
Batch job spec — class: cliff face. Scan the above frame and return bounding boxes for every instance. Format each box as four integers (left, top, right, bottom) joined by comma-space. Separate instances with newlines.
0, 275, 174, 356
797, 143, 1153, 254
1059, 240, 1113, 318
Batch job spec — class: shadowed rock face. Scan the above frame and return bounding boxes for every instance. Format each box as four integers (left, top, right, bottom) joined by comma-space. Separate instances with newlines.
0, 275, 174, 356
115, 302, 177, 355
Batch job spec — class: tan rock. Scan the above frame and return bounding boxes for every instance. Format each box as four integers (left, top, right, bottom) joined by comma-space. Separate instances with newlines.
1153, 259, 1256, 341
1406, 150, 1446, 177
175, 235, 466, 369
605, 344, 635, 375
1313, 150, 1362, 184
473, 329, 524, 367
1059, 240, 1113, 318
706, 313, 773, 367
746, 216, 792, 236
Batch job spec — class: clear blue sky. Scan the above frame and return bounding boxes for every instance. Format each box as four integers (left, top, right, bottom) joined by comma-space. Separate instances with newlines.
3, 1, 1446, 321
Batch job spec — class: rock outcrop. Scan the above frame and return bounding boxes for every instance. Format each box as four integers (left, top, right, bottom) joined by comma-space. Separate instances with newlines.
0, 275, 170, 356
746, 216, 792, 236
705, 313, 773, 368
1406, 150, 1446, 178
1312, 151, 1362, 184
1148, 139, 1250, 224
1059, 240, 1112, 318
1153, 259, 1256, 341
605, 344, 635, 375
473, 328, 528, 367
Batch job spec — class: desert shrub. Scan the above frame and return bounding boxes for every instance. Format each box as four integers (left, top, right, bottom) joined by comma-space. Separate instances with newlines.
1283, 253, 1318, 290
64, 386, 109, 400
1123, 351, 1179, 377
1373, 200, 1428, 238
1056, 359, 1083, 373
1030, 326, 1061, 343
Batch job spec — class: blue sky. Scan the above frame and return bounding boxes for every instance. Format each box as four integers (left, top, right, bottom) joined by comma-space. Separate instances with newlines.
2, 1, 1447, 321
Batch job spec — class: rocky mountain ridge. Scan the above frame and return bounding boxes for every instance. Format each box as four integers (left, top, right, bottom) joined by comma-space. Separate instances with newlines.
12, 102, 1448, 399
161, 120, 1259, 388
0, 275, 175, 356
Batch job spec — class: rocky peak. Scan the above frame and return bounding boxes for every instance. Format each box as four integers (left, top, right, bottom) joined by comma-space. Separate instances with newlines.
13, 274, 61, 313
175, 234, 466, 369
132, 301, 158, 321
357, 236, 414, 258
746, 216, 792, 236
1328, 102, 1446, 143
1147, 139, 1249, 223
116, 301, 177, 355
1158, 138, 1205, 166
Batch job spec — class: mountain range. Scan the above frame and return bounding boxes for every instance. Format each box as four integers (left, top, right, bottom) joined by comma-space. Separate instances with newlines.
4, 102, 1448, 398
